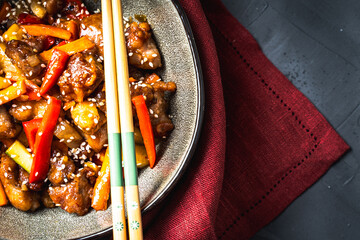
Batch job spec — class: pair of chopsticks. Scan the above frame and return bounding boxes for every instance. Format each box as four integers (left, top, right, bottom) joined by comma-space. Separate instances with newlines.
101, 0, 143, 239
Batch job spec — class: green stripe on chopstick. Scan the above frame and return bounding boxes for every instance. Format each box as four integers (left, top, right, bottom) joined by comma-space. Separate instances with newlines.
121, 132, 137, 185
109, 133, 124, 187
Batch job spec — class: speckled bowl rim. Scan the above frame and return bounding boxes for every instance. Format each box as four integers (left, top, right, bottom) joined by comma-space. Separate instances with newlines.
76, 1, 204, 239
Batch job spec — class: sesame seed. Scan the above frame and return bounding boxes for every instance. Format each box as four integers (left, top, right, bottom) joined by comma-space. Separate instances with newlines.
94, 118, 99, 124
149, 109, 154, 114
149, 62, 154, 68
154, 114, 159, 118
38, 132, 42, 136
4, 96, 9, 101
41, 64, 46, 68
128, 52, 133, 56
35, 172, 38, 176
90, 135, 96, 139
61, 125, 65, 130
152, 53, 158, 57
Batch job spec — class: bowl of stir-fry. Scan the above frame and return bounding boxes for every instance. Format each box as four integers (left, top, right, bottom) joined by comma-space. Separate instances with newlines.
0, 0, 203, 239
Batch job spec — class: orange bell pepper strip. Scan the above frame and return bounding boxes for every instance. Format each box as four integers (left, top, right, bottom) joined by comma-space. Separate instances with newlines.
40, 49, 69, 95
91, 147, 110, 211
67, 20, 79, 40
132, 95, 156, 168
0, 180, 8, 206
145, 73, 160, 84
0, 80, 26, 105
40, 37, 95, 62
29, 97, 61, 183
22, 24, 72, 40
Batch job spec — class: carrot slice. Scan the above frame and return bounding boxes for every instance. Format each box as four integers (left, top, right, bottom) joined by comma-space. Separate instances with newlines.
22, 24, 72, 40
91, 147, 111, 211
40, 37, 95, 61
132, 95, 156, 168
0, 179, 7, 206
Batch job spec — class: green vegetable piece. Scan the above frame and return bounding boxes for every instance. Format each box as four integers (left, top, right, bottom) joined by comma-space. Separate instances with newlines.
5, 140, 33, 173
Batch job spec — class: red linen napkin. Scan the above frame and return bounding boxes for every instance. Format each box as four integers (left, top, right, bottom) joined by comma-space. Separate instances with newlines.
142, 0, 350, 239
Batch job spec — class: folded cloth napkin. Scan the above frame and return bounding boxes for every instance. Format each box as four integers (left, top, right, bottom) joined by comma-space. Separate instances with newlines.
142, 0, 350, 239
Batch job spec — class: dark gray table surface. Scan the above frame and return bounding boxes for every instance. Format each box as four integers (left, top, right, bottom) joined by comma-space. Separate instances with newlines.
220, 0, 360, 239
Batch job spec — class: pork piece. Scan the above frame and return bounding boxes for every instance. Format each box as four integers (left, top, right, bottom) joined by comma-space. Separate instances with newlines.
93, 84, 106, 114
9, 99, 49, 121
129, 65, 144, 81
67, 141, 94, 162
130, 77, 176, 137
48, 154, 76, 186
48, 168, 94, 216
42, 0, 63, 16
19, 167, 44, 191
41, 189, 55, 208
80, 14, 103, 56
0, 154, 40, 211
149, 91, 175, 137
130, 82, 154, 103
58, 53, 104, 102
5, 38, 45, 79
0, 106, 20, 138
126, 22, 161, 69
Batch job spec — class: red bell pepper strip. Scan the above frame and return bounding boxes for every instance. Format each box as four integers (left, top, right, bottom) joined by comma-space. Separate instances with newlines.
40, 49, 69, 95
29, 97, 61, 183
26, 88, 41, 101
132, 95, 156, 168
24, 79, 49, 100
63, 0, 90, 20
18, 13, 44, 25
22, 118, 42, 152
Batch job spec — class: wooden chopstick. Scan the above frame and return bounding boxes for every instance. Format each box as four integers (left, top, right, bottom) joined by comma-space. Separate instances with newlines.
111, 0, 144, 239
101, 0, 127, 239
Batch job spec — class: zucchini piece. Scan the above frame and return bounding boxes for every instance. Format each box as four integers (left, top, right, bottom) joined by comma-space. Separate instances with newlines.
5, 140, 33, 173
